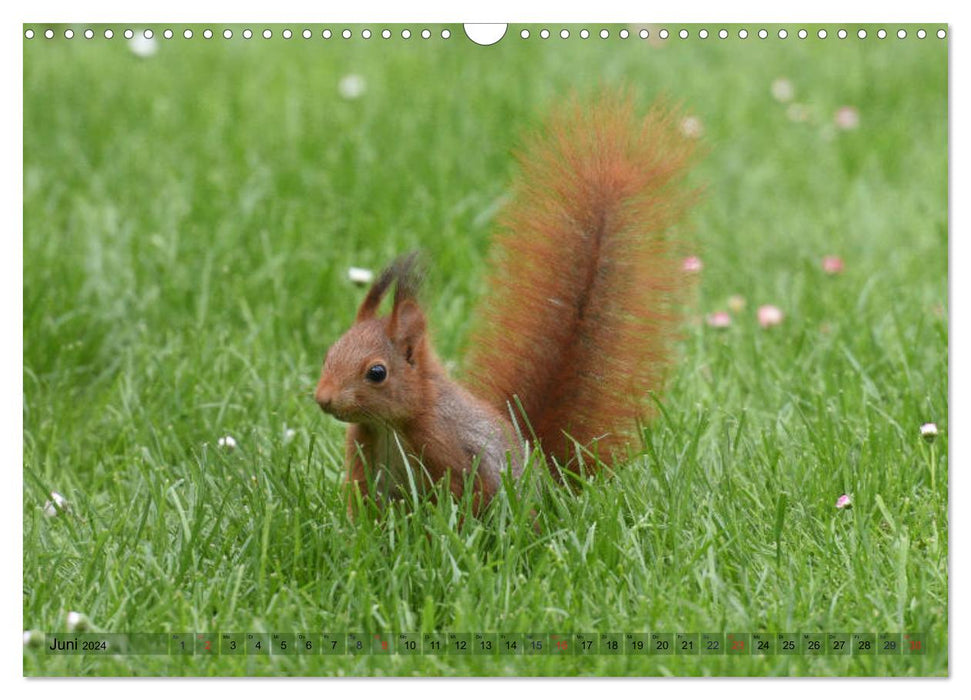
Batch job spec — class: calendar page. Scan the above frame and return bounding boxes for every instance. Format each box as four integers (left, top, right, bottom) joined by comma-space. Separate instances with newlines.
22, 21, 948, 678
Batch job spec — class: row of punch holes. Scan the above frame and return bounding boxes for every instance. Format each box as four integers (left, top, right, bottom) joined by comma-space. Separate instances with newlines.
24, 26, 947, 42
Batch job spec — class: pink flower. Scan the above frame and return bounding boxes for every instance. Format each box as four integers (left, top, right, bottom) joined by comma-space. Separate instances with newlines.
834, 106, 860, 130
706, 311, 731, 328
836, 494, 852, 509
682, 256, 703, 273
822, 255, 844, 275
757, 305, 784, 328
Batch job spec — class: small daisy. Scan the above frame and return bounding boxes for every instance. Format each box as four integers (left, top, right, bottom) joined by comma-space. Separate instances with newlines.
679, 115, 704, 139
128, 33, 158, 58
757, 305, 785, 328
347, 266, 374, 286
920, 423, 938, 443
217, 435, 237, 450
338, 74, 367, 100
66, 611, 90, 632
771, 78, 795, 103
43, 491, 69, 517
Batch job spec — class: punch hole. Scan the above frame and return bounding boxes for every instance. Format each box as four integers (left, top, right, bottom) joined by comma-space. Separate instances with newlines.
45, 28, 53, 39
263, 29, 272, 39
421, 29, 430, 39
342, 29, 352, 39
580, 29, 589, 39
738, 29, 748, 39
64, 29, 74, 39
203, 29, 213, 39
86, 29, 95, 39
322, 29, 332, 39
658, 29, 668, 40
441, 29, 451, 39
798, 29, 807, 39
758, 29, 767, 39
24, 28, 34, 39
282, 29, 292, 39
520, 29, 529, 39
778, 29, 788, 39
639, 29, 649, 39
897, 29, 907, 39
600, 29, 609, 39
183, 29, 192, 39
560, 29, 569, 39
144, 29, 153, 39
104, 29, 113, 39
364, 29, 373, 39
242, 29, 251, 39
382, 29, 391, 39
540, 29, 550, 39
718, 29, 727, 39
917, 29, 926, 39
402, 29, 412, 39
464, 24, 507, 46
163, 29, 173, 39
124, 29, 134, 39
680, 29, 690, 39
699, 29, 709, 39
837, 29, 847, 39
302, 29, 311, 39
877, 29, 887, 39
223, 29, 233, 39
857, 29, 867, 39
817, 29, 827, 39
937, 29, 946, 39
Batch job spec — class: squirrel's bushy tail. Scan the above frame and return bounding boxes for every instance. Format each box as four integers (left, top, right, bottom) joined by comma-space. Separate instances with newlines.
464, 92, 699, 473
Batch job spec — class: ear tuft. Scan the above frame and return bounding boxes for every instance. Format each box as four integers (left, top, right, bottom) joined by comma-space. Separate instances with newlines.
391, 299, 426, 363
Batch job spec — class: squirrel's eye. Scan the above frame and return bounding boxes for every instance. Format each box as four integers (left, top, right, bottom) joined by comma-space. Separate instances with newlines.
365, 364, 387, 383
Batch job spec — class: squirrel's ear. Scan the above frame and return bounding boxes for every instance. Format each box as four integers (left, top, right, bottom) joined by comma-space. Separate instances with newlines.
389, 299, 426, 362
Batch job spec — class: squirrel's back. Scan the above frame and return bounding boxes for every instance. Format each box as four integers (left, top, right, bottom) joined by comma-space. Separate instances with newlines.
463, 92, 699, 473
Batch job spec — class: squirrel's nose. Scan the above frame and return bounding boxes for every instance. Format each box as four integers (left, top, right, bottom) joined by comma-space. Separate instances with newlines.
315, 381, 335, 412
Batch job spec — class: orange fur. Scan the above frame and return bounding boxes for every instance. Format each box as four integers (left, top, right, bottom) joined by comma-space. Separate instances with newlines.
463, 92, 698, 472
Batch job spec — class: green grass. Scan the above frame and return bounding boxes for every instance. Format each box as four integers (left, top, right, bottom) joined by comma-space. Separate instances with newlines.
23, 23, 947, 676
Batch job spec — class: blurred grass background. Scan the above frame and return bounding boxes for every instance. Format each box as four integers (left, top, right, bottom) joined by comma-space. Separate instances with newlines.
23, 23, 947, 676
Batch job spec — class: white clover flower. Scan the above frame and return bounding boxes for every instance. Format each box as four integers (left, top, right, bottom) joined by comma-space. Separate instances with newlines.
920, 423, 938, 443
217, 435, 237, 450
348, 267, 374, 286
66, 611, 90, 632
283, 427, 297, 444
23, 630, 44, 648
43, 491, 70, 517
129, 33, 158, 58
338, 74, 367, 100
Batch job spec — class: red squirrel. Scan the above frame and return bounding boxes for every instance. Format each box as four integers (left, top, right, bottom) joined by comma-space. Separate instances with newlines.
315, 93, 698, 515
